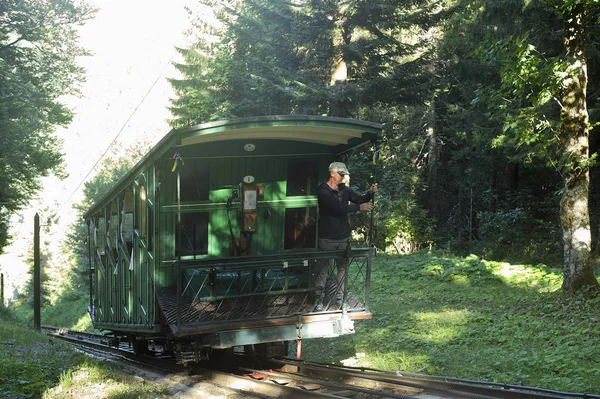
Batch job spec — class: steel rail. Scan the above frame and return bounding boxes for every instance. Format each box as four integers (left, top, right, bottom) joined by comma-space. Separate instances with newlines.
271, 358, 599, 399
239, 366, 424, 398
44, 327, 597, 399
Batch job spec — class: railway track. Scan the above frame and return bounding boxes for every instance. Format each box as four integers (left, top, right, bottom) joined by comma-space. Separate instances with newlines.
44, 326, 600, 399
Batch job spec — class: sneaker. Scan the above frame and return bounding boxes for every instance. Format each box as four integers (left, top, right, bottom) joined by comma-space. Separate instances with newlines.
313, 301, 324, 312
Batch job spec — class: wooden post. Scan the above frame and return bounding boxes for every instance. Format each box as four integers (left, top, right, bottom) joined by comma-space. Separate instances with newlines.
34, 213, 41, 331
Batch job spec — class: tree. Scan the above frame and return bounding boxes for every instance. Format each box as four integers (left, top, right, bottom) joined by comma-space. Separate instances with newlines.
169, 0, 442, 250
474, 0, 600, 291
169, 0, 440, 125
555, 1, 599, 292
67, 157, 134, 293
0, 0, 95, 254
170, 0, 600, 283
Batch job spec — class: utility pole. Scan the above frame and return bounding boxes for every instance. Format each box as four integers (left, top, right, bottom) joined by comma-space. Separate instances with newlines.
34, 213, 41, 331
1, 203, 8, 307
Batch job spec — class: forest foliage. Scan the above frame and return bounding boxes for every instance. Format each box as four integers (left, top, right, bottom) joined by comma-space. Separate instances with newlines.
2, 1, 600, 293
0, 0, 95, 254
168, 0, 600, 285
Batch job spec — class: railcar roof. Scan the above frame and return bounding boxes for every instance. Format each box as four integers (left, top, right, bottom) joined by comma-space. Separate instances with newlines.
175, 115, 383, 147
83, 115, 383, 219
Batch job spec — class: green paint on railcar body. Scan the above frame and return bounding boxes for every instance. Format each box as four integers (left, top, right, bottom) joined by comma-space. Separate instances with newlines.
84, 116, 382, 348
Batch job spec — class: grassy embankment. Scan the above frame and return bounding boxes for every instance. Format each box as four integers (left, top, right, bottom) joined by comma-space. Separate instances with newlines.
0, 304, 172, 399
2, 252, 600, 398
303, 253, 600, 394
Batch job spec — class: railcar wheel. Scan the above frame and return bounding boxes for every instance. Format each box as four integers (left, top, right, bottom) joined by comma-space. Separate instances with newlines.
132, 338, 149, 355
249, 342, 289, 368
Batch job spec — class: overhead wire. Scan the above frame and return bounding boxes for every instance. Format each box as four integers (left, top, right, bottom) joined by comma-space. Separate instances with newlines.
58, 51, 177, 214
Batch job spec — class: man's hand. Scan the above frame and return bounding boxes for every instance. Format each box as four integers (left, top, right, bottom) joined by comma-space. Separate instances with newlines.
360, 202, 373, 212
370, 183, 378, 194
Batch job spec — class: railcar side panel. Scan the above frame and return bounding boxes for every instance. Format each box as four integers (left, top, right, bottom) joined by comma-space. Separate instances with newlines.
86, 116, 382, 355
89, 165, 161, 333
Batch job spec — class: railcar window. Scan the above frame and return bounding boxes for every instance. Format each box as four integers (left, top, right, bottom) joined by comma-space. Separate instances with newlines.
108, 200, 119, 260
139, 184, 147, 236
122, 189, 134, 254
95, 216, 107, 270
284, 207, 316, 249
147, 208, 154, 252
176, 212, 209, 256
96, 216, 106, 254
286, 158, 318, 197
179, 159, 209, 202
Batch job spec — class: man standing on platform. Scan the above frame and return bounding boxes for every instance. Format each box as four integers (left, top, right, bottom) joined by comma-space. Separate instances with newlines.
314, 162, 378, 311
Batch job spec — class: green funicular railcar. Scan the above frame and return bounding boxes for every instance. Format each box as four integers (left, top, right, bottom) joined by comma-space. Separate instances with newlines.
84, 115, 383, 364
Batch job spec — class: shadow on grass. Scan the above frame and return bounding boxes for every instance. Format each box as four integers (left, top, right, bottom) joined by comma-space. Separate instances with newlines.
0, 318, 173, 399
301, 252, 600, 394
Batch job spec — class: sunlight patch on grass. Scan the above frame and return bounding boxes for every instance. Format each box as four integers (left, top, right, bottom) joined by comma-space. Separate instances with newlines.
362, 350, 433, 373
411, 309, 470, 344
494, 263, 520, 279
71, 313, 93, 331
491, 262, 562, 291
450, 275, 471, 285
341, 352, 366, 367
44, 361, 173, 399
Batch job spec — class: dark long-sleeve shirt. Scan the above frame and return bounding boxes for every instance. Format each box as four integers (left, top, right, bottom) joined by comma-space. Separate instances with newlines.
317, 182, 373, 240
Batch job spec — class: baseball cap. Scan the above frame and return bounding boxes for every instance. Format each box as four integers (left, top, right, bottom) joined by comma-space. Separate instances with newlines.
329, 162, 350, 175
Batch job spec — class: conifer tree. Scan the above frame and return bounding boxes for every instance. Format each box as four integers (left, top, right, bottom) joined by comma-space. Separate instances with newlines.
169, 0, 440, 125
0, 0, 95, 254
470, 0, 600, 291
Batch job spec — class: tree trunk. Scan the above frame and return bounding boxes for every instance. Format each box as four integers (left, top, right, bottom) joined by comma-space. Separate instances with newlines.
329, 11, 351, 118
559, 3, 599, 292
426, 98, 440, 217
505, 163, 519, 193
426, 99, 438, 192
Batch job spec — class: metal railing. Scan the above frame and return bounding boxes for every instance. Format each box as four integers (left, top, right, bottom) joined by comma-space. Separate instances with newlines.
161, 248, 372, 331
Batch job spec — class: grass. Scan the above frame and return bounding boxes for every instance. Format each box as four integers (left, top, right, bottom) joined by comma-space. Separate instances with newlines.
301, 252, 600, 394
0, 307, 172, 399
10, 295, 93, 331
4, 252, 600, 397
44, 362, 172, 399
42, 295, 93, 331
